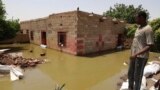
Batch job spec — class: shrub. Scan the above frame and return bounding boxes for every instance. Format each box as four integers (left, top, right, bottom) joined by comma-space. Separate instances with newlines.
154, 29, 160, 51
0, 19, 20, 40
124, 24, 137, 38
150, 18, 160, 32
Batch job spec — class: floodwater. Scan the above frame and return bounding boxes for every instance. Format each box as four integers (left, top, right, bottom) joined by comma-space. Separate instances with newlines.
0, 44, 159, 90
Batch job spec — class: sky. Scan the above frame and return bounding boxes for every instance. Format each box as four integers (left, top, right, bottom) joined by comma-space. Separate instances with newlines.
2, 0, 160, 21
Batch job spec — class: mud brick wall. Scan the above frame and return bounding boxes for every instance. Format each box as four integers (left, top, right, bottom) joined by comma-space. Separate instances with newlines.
20, 10, 125, 55
20, 21, 30, 34
47, 11, 78, 55
21, 11, 78, 55
34, 18, 48, 45
77, 11, 125, 55
30, 20, 39, 45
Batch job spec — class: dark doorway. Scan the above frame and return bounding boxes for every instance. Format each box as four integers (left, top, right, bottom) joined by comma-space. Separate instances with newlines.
41, 31, 47, 45
58, 32, 66, 47
117, 34, 123, 46
30, 31, 34, 40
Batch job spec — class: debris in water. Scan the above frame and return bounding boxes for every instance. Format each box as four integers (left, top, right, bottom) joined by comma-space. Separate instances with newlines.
0, 54, 46, 69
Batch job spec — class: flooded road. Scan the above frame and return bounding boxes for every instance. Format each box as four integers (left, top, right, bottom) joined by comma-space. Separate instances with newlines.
0, 44, 159, 90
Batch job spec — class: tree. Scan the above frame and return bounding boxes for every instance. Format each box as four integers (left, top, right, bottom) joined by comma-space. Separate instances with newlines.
0, 0, 20, 40
150, 18, 160, 32
0, 0, 6, 20
104, 4, 149, 24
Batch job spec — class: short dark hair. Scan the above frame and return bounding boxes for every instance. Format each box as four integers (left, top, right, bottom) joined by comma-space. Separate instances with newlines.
137, 11, 148, 20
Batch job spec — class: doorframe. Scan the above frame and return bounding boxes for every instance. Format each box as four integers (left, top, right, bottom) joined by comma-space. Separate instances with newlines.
41, 31, 47, 45
57, 32, 67, 47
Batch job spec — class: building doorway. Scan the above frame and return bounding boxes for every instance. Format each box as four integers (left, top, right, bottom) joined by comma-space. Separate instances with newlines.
41, 31, 47, 45
30, 31, 34, 40
117, 34, 124, 47
58, 32, 66, 47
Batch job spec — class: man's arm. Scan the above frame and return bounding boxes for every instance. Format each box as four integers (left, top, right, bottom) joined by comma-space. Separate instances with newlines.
131, 45, 153, 58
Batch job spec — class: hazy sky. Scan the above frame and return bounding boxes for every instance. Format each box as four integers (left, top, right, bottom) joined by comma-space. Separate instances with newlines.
2, 0, 160, 21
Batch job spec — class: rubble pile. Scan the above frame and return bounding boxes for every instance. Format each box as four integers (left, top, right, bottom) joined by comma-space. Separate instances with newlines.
0, 54, 45, 68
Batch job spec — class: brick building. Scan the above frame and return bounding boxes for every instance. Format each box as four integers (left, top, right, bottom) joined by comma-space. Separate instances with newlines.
20, 10, 126, 55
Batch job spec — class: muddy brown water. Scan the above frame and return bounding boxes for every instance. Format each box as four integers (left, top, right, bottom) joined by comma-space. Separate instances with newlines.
0, 44, 159, 90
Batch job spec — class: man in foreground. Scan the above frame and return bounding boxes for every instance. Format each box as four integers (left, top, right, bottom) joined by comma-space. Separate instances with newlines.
128, 11, 154, 90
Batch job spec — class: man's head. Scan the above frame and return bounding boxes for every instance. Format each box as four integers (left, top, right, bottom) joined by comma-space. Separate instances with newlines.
135, 11, 148, 25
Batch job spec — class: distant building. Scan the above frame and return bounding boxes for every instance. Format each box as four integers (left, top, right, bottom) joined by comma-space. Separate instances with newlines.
20, 10, 126, 55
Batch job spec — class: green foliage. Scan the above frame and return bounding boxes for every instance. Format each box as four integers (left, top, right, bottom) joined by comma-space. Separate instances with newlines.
0, 0, 6, 20
148, 18, 160, 51
104, 4, 149, 24
0, 19, 20, 40
149, 18, 160, 32
0, 0, 20, 40
155, 29, 160, 43
124, 24, 137, 38
154, 29, 160, 51
7, 19, 20, 33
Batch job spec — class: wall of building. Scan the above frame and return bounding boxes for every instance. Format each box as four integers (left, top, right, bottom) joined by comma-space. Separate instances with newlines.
47, 11, 78, 55
20, 10, 125, 55
77, 11, 125, 55
20, 11, 78, 55
20, 22, 30, 34
20, 18, 48, 45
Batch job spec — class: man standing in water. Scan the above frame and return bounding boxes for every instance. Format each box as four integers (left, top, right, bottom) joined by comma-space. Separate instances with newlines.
128, 11, 154, 90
